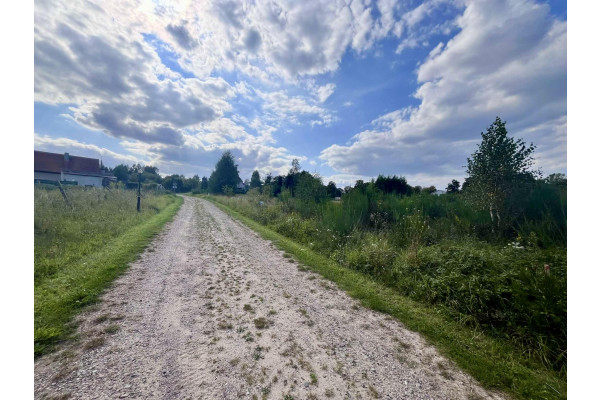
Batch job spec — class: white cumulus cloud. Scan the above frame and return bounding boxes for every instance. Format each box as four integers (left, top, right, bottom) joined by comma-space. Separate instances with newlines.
320, 0, 567, 188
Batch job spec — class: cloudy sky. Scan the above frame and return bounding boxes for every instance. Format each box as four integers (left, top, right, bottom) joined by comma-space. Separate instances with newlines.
34, 0, 567, 188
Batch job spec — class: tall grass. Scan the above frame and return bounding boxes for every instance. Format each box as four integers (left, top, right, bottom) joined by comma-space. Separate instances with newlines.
34, 186, 181, 356
35, 186, 172, 284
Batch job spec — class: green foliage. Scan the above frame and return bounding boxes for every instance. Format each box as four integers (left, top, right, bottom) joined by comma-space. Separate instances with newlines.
517, 180, 567, 247
392, 242, 566, 372
208, 151, 242, 194
446, 179, 461, 194
342, 232, 397, 276
320, 194, 368, 235
374, 175, 411, 195
465, 117, 540, 233
111, 163, 162, 185
544, 173, 566, 186
326, 181, 341, 198
223, 185, 235, 197
112, 164, 129, 182
250, 170, 262, 190
295, 173, 328, 212
422, 185, 437, 194
392, 209, 429, 258
162, 174, 200, 192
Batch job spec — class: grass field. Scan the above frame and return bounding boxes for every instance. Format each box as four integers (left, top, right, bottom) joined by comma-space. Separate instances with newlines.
204, 195, 566, 400
34, 186, 182, 356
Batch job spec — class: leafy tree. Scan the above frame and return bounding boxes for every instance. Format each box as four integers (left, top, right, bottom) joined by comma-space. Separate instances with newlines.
290, 159, 301, 174
412, 185, 422, 194
250, 170, 262, 190
208, 151, 242, 194
143, 166, 159, 175
223, 185, 235, 196
446, 179, 461, 194
131, 163, 144, 175
326, 181, 338, 198
264, 173, 273, 185
162, 175, 180, 192
422, 186, 437, 195
190, 174, 200, 189
374, 175, 411, 196
112, 164, 129, 183
465, 117, 539, 233
200, 176, 208, 190
353, 180, 368, 193
273, 176, 284, 196
284, 159, 302, 196
545, 173, 567, 186
100, 160, 109, 172
141, 166, 162, 184
296, 173, 327, 204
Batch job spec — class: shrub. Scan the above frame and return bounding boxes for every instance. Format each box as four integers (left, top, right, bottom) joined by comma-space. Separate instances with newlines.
391, 242, 566, 371
342, 232, 397, 277
223, 185, 235, 196
391, 209, 429, 259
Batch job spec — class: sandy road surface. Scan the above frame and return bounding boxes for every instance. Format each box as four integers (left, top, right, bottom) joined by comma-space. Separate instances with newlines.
35, 196, 503, 400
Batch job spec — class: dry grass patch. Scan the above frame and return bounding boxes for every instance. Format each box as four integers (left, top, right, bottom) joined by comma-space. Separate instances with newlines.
82, 337, 105, 350
253, 317, 273, 329
104, 324, 120, 334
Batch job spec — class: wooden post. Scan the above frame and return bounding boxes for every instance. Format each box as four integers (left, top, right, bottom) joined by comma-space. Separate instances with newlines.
137, 172, 141, 212
57, 180, 72, 207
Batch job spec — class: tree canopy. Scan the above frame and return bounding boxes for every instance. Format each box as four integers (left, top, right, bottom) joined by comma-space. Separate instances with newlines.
208, 151, 242, 194
250, 170, 262, 190
446, 179, 461, 194
465, 117, 539, 232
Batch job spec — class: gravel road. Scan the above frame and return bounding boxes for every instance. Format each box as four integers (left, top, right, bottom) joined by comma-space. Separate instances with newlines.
35, 196, 504, 400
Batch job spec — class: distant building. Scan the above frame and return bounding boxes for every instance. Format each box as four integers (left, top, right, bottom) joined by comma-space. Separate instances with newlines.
34, 151, 115, 188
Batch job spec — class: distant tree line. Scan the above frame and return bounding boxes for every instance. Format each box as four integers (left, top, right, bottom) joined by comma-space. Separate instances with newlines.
106, 163, 207, 193
205, 116, 566, 241
107, 116, 565, 240
202, 152, 446, 205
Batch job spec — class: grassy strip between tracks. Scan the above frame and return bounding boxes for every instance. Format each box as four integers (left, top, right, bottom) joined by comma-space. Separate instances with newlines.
206, 196, 566, 400
34, 195, 183, 357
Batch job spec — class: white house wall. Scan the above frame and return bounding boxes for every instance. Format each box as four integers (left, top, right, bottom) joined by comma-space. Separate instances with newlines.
34, 171, 61, 181
34, 171, 104, 187
62, 174, 104, 187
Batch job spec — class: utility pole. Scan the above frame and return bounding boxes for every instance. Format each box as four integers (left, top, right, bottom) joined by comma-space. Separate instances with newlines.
137, 171, 141, 212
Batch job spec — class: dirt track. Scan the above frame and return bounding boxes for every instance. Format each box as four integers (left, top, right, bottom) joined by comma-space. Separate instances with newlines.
35, 196, 503, 399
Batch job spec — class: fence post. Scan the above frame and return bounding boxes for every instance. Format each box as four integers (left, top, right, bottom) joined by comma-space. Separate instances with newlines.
57, 180, 72, 207
137, 172, 141, 212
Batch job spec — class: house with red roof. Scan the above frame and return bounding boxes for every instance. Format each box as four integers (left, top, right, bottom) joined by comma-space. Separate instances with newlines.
34, 151, 115, 187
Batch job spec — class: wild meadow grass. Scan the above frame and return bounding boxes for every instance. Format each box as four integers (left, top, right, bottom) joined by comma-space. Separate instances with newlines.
203, 193, 567, 399
34, 186, 182, 356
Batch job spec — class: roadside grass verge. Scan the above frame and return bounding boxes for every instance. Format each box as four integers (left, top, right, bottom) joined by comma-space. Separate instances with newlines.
34, 191, 183, 357
206, 197, 566, 400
